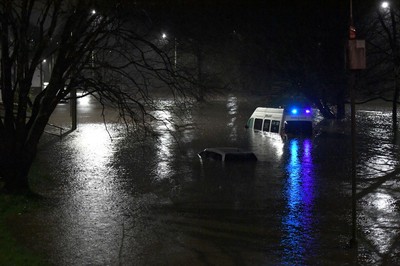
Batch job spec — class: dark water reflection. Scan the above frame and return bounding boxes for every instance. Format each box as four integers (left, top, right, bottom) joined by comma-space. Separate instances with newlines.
16, 97, 400, 265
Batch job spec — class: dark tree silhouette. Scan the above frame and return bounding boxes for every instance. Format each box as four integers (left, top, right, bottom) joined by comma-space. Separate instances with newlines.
0, 0, 191, 193
266, 1, 349, 119
167, 1, 349, 118
362, 1, 400, 130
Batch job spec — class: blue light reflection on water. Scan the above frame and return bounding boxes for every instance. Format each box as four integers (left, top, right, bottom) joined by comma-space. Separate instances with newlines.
281, 138, 316, 264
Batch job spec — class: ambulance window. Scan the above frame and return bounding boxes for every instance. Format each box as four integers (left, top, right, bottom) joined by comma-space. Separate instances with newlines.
254, 118, 263, 130
263, 119, 271, 132
246, 118, 254, 129
271, 120, 280, 133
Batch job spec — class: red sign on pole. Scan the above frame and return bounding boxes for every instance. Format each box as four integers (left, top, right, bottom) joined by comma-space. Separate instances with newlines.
348, 39, 366, 70
349, 26, 356, 40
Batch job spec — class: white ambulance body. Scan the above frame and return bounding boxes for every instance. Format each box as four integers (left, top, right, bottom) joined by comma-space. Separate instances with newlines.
246, 107, 313, 135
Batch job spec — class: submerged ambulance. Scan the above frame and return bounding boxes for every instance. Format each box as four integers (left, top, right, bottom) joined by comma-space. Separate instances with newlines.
245, 106, 313, 136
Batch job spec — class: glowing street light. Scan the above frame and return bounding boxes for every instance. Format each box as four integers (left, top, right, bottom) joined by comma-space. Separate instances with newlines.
160, 32, 178, 70
381, 1, 389, 9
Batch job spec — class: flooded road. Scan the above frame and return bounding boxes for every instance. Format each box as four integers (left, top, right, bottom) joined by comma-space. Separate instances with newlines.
14, 96, 400, 265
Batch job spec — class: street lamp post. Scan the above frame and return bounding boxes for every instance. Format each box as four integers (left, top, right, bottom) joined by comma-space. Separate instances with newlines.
174, 37, 177, 70
40, 59, 46, 90
347, 0, 366, 248
349, 0, 357, 248
161, 32, 177, 70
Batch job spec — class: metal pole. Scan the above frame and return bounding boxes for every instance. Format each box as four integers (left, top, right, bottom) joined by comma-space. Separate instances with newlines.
174, 37, 177, 70
350, 0, 353, 23
40, 62, 43, 90
349, 0, 357, 248
350, 71, 357, 247
70, 88, 77, 130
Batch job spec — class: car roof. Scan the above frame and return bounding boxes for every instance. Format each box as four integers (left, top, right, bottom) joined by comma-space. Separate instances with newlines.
203, 147, 252, 154
199, 147, 258, 162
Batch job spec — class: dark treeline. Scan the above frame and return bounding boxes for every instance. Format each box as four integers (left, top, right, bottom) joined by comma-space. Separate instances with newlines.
139, 0, 350, 118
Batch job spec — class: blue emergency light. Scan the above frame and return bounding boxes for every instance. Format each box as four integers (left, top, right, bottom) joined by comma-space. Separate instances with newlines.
290, 107, 312, 115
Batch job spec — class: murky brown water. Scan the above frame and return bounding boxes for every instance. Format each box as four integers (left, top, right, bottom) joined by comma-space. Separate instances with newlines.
12, 96, 400, 265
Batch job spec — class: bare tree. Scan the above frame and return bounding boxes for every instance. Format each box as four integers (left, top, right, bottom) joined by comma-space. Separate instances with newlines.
359, 2, 400, 130
0, 0, 192, 193
266, 1, 348, 119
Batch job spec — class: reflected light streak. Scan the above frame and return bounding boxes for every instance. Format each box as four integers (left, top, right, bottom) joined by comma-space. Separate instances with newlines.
248, 131, 284, 161
154, 133, 173, 181
372, 193, 395, 211
271, 139, 284, 158
153, 110, 174, 132
153, 109, 173, 181
66, 125, 122, 256
281, 139, 315, 264
363, 192, 398, 254
77, 92, 91, 106
363, 155, 394, 176
226, 95, 238, 115
74, 124, 114, 172
227, 95, 238, 141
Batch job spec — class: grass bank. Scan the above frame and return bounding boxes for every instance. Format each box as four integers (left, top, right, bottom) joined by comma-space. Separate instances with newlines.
0, 193, 45, 265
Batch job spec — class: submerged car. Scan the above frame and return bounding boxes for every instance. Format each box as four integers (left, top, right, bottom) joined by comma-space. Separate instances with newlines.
198, 147, 257, 162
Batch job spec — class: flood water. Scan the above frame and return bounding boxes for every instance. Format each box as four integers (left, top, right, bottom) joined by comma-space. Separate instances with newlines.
13, 95, 400, 265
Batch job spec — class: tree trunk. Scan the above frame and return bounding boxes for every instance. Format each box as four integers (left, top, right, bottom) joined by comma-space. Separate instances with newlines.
314, 101, 336, 119
336, 88, 346, 119
196, 43, 204, 102
393, 64, 399, 131
392, 87, 398, 131
1, 93, 56, 194
1, 149, 35, 194
0, 125, 42, 194
307, 94, 336, 119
